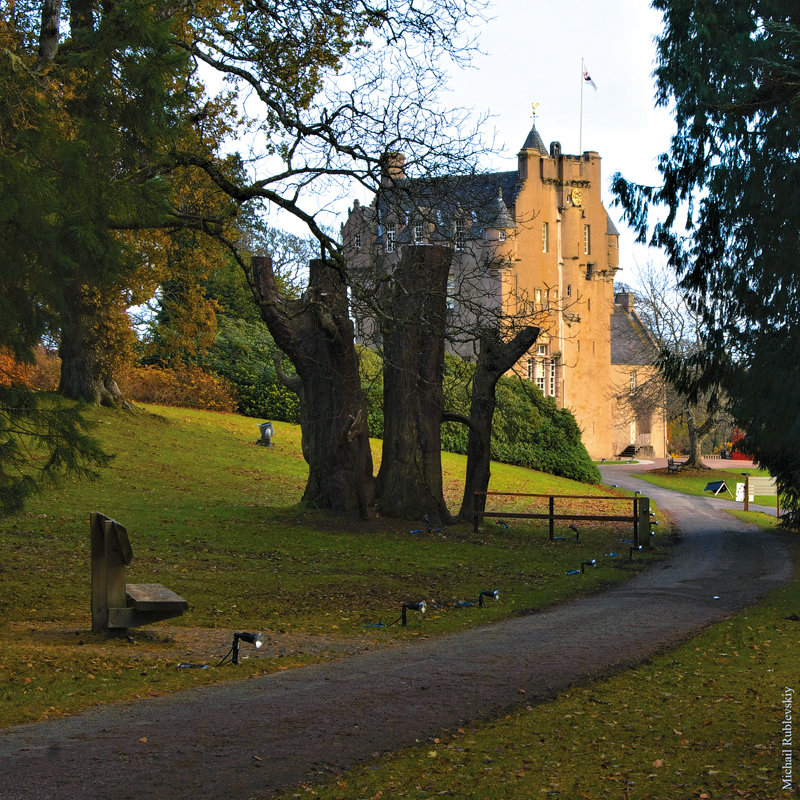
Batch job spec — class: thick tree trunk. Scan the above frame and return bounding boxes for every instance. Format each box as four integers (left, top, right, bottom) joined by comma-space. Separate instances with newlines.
252, 256, 374, 516
454, 327, 540, 522
376, 245, 452, 523
58, 285, 124, 406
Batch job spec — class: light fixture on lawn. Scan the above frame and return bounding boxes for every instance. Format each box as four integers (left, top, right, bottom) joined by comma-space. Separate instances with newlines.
569, 523, 580, 543
478, 589, 500, 607
580, 559, 596, 573
629, 545, 642, 561
232, 631, 263, 665
401, 601, 427, 626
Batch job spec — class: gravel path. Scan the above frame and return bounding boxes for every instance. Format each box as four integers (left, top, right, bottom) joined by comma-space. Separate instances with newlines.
0, 465, 793, 799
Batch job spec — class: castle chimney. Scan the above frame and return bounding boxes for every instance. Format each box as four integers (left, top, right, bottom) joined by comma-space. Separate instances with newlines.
381, 152, 406, 186
615, 292, 634, 311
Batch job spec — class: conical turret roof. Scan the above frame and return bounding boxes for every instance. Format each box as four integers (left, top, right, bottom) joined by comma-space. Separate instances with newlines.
521, 123, 547, 155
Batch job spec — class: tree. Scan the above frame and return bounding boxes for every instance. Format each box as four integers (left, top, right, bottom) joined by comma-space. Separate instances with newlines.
251, 255, 374, 516
619, 266, 730, 468
375, 245, 452, 522
612, 1, 800, 514
4, 1, 490, 516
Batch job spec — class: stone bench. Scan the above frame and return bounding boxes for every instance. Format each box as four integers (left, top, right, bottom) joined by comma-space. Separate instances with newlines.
90, 512, 188, 633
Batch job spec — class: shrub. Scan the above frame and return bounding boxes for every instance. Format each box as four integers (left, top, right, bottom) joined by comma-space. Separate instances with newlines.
119, 364, 237, 412
202, 316, 300, 422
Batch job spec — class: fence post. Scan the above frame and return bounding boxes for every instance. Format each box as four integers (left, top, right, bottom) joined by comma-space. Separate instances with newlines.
633, 496, 639, 549
638, 496, 651, 548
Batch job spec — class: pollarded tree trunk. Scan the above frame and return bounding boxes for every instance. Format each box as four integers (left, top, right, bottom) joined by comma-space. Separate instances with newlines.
451, 327, 540, 523
252, 255, 374, 517
376, 245, 452, 523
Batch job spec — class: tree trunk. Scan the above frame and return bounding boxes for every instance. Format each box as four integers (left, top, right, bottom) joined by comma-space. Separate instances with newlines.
454, 327, 540, 522
38, 0, 63, 64
58, 284, 125, 406
252, 256, 374, 516
376, 245, 452, 523
684, 402, 710, 469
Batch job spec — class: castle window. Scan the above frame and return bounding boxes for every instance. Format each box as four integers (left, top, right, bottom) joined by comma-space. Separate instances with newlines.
354, 233, 362, 250
584, 224, 591, 255
447, 274, 457, 309
386, 223, 396, 253
454, 219, 465, 250
526, 358, 534, 380
537, 343, 547, 356
499, 230, 506, 242
567, 284, 572, 298
542, 222, 549, 253
414, 221, 424, 244
535, 360, 546, 392
549, 359, 557, 396
534, 288, 542, 306
629, 370, 638, 394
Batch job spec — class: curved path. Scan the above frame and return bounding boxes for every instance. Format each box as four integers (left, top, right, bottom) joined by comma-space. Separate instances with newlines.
0, 466, 794, 800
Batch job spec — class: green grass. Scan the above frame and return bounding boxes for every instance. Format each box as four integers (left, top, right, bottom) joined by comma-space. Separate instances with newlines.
272, 544, 800, 800
633, 466, 782, 509
0, 401, 665, 726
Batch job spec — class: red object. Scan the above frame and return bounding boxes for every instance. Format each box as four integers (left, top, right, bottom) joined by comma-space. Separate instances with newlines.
731, 429, 751, 460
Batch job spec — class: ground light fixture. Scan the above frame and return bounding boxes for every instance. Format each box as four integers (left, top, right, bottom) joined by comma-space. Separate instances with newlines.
229, 631, 264, 665
401, 601, 427, 626
478, 589, 500, 607
629, 545, 642, 561
580, 559, 597, 573
569, 523, 580, 543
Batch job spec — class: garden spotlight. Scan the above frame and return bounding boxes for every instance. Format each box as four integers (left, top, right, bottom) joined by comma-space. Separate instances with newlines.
231, 631, 263, 665
580, 559, 597, 573
401, 601, 427, 626
569, 523, 580, 543
478, 589, 499, 607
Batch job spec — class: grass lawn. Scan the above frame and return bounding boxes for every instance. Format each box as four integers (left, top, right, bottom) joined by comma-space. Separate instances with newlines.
272, 541, 800, 800
633, 466, 783, 512
0, 401, 666, 727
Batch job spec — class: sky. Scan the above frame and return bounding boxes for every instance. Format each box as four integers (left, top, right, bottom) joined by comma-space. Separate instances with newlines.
341, 0, 675, 287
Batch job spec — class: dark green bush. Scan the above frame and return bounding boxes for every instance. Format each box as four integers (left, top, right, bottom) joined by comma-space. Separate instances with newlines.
202, 316, 300, 423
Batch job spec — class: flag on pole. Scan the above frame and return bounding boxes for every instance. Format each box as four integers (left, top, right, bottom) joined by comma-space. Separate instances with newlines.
583, 65, 597, 91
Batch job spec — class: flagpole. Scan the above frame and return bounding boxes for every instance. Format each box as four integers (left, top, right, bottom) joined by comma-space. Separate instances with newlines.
579, 58, 584, 155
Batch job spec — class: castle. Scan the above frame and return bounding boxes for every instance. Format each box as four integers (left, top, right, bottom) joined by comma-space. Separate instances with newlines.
342, 123, 666, 459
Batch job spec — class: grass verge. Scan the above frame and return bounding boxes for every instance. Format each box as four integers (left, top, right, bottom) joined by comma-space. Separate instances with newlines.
0, 401, 667, 727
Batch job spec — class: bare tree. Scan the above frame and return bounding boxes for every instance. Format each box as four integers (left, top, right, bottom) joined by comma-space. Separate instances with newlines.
625, 263, 731, 468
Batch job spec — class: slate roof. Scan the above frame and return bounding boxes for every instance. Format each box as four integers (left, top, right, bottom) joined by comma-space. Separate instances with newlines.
372, 170, 521, 242
610, 301, 658, 366
520, 123, 548, 155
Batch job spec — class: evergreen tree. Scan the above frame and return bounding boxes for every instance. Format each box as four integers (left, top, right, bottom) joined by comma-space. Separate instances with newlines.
613, 1, 800, 519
